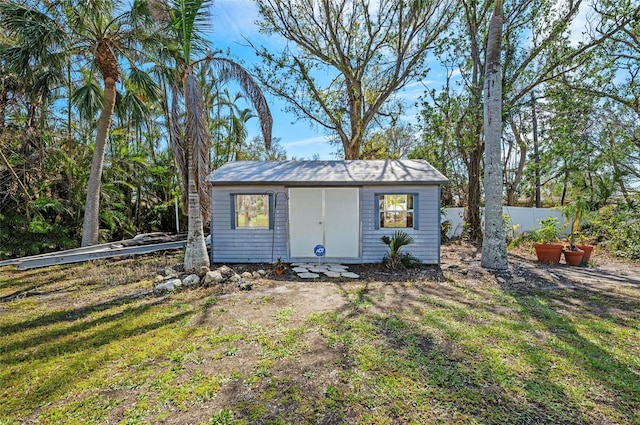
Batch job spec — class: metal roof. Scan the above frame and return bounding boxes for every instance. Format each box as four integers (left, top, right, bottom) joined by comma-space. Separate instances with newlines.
207, 160, 448, 186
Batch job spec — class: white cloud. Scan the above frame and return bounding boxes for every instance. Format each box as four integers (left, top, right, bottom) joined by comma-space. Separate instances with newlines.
211, 0, 261, 41
568, 2, 591, 46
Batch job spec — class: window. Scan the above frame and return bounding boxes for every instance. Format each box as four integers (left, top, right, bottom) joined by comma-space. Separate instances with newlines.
234, 194, 270, 229
378, 194, 414, 228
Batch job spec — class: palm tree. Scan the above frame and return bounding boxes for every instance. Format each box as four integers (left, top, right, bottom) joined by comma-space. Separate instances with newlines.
1, 0, 154, 247
481, 0, 508, 270
148, 0, 272, 272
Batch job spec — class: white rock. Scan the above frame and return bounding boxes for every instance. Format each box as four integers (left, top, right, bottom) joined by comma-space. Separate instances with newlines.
257, 269, 267, 276
513, 277, 526, 284
154, 275, 164, 284
340, 272, 360, 279
216, 265, 235, 279
198, 266, 211, 276
183, 274, 200, 286
241, 271, 253, 279
154, 281, 174, 292
238, 279, 252, 290
298, 272, 320, 279
203, 270, 224, 285
497, 277, 507, 284
155, 278, 181, 292
252, 271, 261, 278
229, 274, 241, 282
170, 278, 183, 288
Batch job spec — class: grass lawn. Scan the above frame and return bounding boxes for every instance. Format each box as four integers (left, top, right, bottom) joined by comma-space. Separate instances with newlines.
0, 252, 638, 424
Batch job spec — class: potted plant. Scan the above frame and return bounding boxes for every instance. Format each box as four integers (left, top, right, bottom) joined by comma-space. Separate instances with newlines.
576, 233, 594, 265
531, 217, 564, 263
563, 245, 584, 266
274, 257, 285, 275
562, 199, 592, 266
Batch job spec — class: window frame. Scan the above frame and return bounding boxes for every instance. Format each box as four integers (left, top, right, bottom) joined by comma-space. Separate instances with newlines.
375, 193, 419, 230
230, 193, 274, 230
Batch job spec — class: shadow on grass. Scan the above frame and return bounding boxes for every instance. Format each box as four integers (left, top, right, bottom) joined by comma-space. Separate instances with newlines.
0, 296, 195, 419
0, 267, 80, 302
0, 297, 172, 362
0, 292, 153, 336
208, 280, 605, 424
336, 300, 582, 423
512, 290, 640, 418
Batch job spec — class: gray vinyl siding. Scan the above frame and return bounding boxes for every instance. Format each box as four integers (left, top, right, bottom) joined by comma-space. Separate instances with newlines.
211, 184, 442, 264
210, 185, 288, 263
361, 185, 441, 264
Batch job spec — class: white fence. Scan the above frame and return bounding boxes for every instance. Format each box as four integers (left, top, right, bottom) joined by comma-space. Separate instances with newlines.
443, 207, 567, 238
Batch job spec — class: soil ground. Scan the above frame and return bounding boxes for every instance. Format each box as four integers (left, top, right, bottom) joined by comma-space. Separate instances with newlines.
1, 241, 638, 424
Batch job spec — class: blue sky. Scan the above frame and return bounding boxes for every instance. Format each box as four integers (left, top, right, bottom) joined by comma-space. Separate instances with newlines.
209, 0, 429, 159
209, 1, 591, 160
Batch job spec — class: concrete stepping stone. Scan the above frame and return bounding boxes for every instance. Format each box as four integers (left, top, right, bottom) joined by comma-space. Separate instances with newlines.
292, 267, 309, 273
298, 272, 320, 279
324, 271, 342, 278
340, 272, 360, 279
308, 267, 329, 273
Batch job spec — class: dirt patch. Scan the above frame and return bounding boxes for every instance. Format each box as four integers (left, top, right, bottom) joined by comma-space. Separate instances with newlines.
2, 241, 639, 424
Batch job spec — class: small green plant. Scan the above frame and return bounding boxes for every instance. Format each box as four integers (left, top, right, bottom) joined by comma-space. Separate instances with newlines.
531, 217, 563, 244
274, 257, 285, 275
502, 213, 517, 244
563, 198, 591, 249
209, 409, 236, 425
441, 219, 452, 243
381, 230, 415, 269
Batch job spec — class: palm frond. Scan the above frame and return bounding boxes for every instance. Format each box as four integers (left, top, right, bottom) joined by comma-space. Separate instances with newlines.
72, 83, 104, 121
128, 67, 162, 102
209, 57, 273, 150
170, 0, 212, 61
169, 80, 188, 211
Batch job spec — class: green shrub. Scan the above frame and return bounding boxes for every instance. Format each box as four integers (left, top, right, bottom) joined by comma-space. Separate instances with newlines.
530, 217, 563, 244
381, 231, 416, 269
590, 199, 640, 260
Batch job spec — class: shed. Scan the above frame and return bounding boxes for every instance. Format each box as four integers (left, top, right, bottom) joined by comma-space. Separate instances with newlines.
206, 160, 448, 264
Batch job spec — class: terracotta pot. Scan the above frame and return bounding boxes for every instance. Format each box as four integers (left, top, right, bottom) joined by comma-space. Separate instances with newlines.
533, 243, 563, 263
576, 244, 594, 265
275, 267, 284, 275
563, 249, 584, 266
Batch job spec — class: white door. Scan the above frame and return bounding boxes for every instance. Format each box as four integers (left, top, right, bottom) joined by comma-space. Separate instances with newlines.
289, 188, 359, 258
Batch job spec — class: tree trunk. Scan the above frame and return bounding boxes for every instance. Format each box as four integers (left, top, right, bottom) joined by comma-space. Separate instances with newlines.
81, 76, 117, 246
506, 120, 527, 206
481, 1, 508, 270
466, 145, 483, 243
183, 150, 209, 272
182, 68, 210, 272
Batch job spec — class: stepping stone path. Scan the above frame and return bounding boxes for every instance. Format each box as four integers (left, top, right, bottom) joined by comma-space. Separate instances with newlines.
290, 263, 360, 279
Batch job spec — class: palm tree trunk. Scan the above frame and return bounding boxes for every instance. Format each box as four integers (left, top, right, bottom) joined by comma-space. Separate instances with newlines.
183, 150, 209, 272
182, 68, 210, 272
481, 0, 508, 270
81, 76, 117, 246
